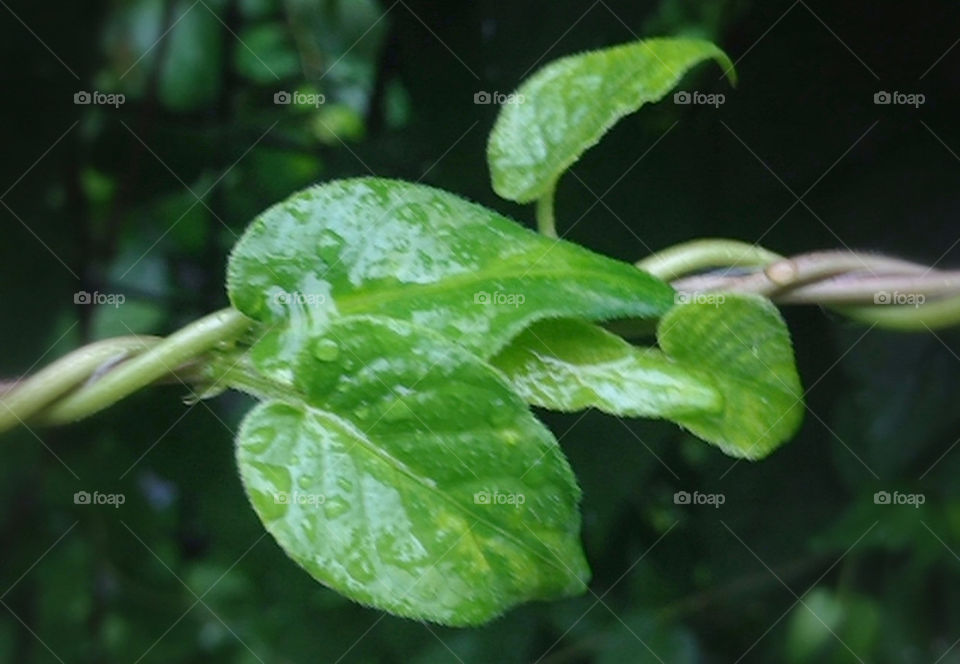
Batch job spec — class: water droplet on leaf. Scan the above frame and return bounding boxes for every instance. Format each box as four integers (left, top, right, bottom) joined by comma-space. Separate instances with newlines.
312, 338, 340, 362
323, 496, 350, 519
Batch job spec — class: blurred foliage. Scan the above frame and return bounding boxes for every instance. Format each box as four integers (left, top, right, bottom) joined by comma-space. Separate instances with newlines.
1, 0, 959, 662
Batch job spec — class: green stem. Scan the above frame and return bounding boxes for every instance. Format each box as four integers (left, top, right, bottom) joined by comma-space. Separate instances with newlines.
205, 353, 290, 403
636, 238, 782, 280
34, 308, 252, 427
536, 180, 558, 238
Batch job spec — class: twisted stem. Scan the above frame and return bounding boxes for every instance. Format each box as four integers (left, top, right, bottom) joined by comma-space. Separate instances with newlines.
1, 239, 957, 436
636, 239, 782, 281
639, 239, 960, 330
0, 308, 252, 435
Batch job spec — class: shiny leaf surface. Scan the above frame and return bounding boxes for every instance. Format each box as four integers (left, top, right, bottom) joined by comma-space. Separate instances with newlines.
235, 315, 589, 626
488, 38, 735, 203
226, 178, 674, 359
491, 318, 723, 418
661, 295, 803, 458
494, 295, 803, 459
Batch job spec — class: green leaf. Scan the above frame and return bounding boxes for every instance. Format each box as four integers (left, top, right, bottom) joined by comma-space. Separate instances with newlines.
234, 315, 589, 626
493, 295, 804, 459
488, 38, 736, 203
491, 318, 723, 419
226, 178, 674, 358
661, 295, 803, 458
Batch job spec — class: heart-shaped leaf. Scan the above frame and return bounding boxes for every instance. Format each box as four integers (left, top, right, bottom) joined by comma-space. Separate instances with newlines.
234, 315, 589, 626
488, 38, 735, 203
493, 295, 803, 459
226, 178, 674, 359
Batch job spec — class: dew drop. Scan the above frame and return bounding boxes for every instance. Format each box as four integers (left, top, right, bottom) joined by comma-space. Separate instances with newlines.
312, 338, 340, 362
323, 496, 351, 519
345, 556, 376, 583
396, 202, 428, 225
382, 398, 417, 423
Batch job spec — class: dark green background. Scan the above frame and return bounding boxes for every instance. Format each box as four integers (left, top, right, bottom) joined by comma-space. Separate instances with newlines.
2, 0, 959, 661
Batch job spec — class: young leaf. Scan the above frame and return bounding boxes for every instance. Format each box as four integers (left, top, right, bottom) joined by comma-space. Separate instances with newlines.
491, 318, 723, 419
488, 38, 736, 203
660, 295, 803, 458
493, 295, 803, 459
227, 177, 674, 357
234, 315, 589, 626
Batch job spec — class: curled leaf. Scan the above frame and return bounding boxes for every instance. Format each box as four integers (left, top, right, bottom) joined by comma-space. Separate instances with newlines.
491, 318, 723, 419
494, 295, 803, 459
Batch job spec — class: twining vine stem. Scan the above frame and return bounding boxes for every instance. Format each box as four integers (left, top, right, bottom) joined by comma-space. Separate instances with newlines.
0, 239, 958, 434
637, 239, 960, 330
0, 308, 252, 435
